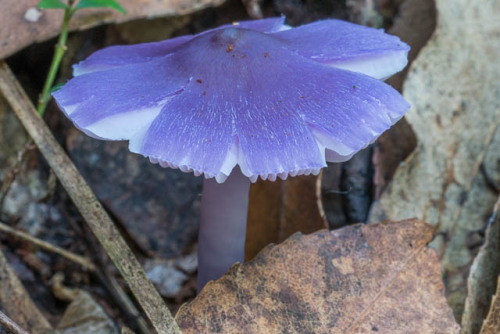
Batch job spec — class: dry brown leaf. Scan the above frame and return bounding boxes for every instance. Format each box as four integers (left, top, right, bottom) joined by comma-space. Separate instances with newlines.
369, 0, 500, 320
0, 0, 226, 60
0, 248, 52, 333
245, 174, 327, 261
176, 219, 459, 333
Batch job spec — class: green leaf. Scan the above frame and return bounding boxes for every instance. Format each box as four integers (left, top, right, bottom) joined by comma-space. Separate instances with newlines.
74, 0, 126, 14
50, 82, 65, 93
38, 0, 69, 9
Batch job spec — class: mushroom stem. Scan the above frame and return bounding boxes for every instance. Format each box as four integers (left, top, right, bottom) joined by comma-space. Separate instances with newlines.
197, 168, 250, 291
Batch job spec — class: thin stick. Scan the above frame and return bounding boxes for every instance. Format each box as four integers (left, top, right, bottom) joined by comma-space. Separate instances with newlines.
0, 61, 180, 334
0, 310, 29, 334
0, 221, 96, 271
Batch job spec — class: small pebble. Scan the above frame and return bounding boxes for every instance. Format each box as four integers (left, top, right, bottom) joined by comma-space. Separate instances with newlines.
24, 8, 42, 23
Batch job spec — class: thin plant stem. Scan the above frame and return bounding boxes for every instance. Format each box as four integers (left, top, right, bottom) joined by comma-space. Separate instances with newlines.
36, 5, 73, 116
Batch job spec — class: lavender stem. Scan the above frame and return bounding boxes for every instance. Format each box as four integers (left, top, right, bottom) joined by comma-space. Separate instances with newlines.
197, 168, 250, 291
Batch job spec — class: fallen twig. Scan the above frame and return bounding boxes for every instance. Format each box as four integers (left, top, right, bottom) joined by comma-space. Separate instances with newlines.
0, 220, 96, 271
0, 60, 180, 334
0, 310, 29, 334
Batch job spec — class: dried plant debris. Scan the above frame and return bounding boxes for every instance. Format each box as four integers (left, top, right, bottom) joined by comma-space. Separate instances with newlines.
246, 174, 327, 260
52, 274, 117, 334
369, 0, 500, 321
0, 0, 227, 59
176, 219, 459, 333
0, 248, 52, 333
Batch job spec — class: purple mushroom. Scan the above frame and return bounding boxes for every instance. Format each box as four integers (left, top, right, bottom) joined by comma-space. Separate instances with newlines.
52, 17, 410, 291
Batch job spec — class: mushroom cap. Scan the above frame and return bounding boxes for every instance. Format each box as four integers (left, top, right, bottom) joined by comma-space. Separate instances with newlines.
53, 17, 410, 183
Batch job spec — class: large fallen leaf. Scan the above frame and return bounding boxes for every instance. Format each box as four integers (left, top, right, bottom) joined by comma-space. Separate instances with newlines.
1, 0, 226, 60
176, 219, 459, 333
369, 0, 500, 320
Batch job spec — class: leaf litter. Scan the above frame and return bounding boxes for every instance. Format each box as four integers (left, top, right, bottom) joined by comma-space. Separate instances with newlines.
1, 0, 499, 332
369, 0, 500, 325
